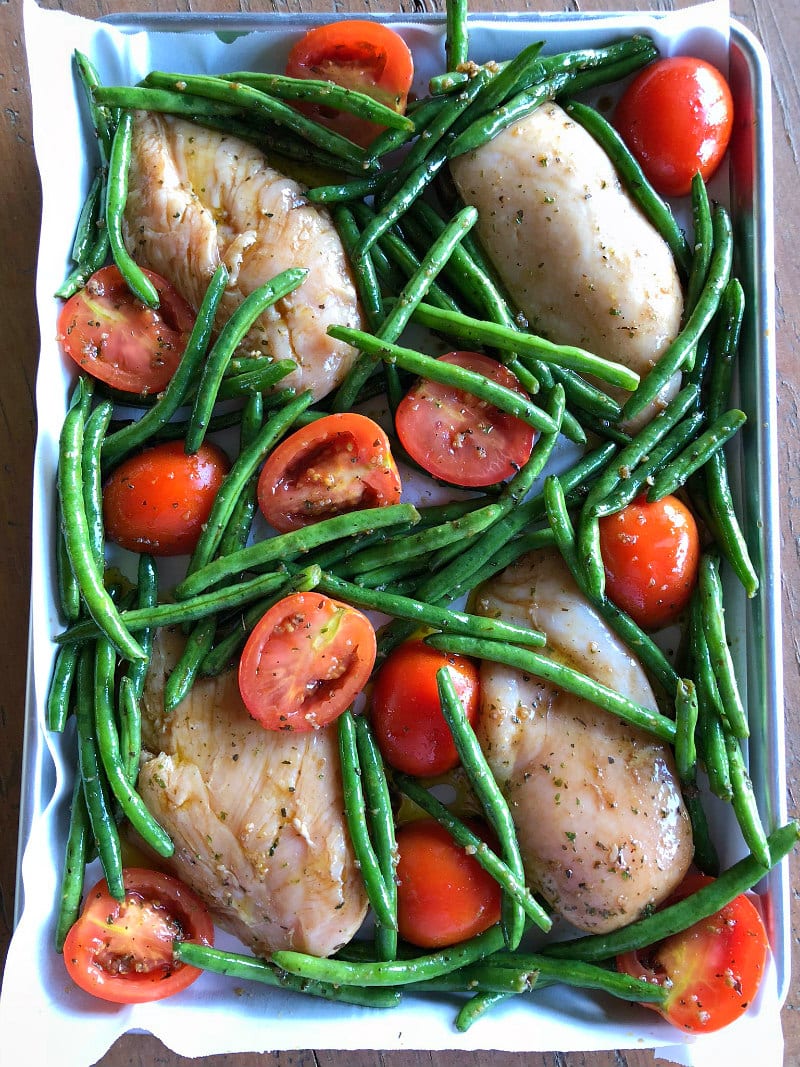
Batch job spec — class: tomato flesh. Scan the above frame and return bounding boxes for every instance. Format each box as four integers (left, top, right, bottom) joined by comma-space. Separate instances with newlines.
285, 20, 414, 148
617, 873, 769, 1032
62, 868, 214, 1004
395, 818, 502, 949
238, 592, 376, 731
257, 412, 402, 533
103, 440, 230, 556
57, 265, 195, 395
395, 351, 536, 488
614, 57, 734, 197
598, 494, 700, 630
370, 640, 479, 777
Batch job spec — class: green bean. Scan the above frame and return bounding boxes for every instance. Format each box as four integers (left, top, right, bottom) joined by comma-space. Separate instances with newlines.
185, 268, 308, 454
647, 409, 746, 502
724, 732, 770, 868
58, 397, 145, 662
622, 205, 733, 423
187, 390, 315, 576
54, 777, 91, 952
332, 207, 478, 411
222, 71, 414, 131
81, 400, 113, 568
75, 646, 124, 900
338, 711, 397, 930
707, 278, 745, 420
143, 72, 377, 171
306, 174, 387, 204
366, 95, 448, 160
698, 554, 749, 738
493, 951, 668, 1004
409, 960, 537, 995
354, 717, 398, 961
216, 394, 264, 558
699, 698, 733, 801
564, 100, 691, 275
163, 619, 217, 715
46, 644, 80, 733
330, 327, 558, 434
175, 504, 418, 600
398, 301, 639, 391
686, 172, 713, 317
333, 207, 384, 331
74, 51, 116, 164
56, 568, 298, 646
56, 500, 81, 622
105, 111, 160, 307
545, 364, 622, 422
448, 530, 557, 599
117, 675, 142, 785
436, 668, 526, 950
675, 678, 699, 782
274, 921, 509, 987
366, 220, 462, 315
682, 786, 720, 876
706, 450, 759, 597
94, 638, 174, 857
446, 0, 470, 70
215, 359, 296, 400
174, 942, 401, 1008
456, 990, 514, 1031
124, 553, 158, 703
68, 171, 104, 266
541, 821, 799, 963
428, 633, 677, 744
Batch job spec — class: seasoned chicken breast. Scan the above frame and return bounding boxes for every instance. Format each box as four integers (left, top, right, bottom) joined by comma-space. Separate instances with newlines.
450, 102, 684, 427
137, 628, 368, 958
473, 550, 693, 933
123, 112, 363, 401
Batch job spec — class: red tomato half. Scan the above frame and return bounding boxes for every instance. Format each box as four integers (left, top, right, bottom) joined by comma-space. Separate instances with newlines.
238, 591, 376, 731
62, 868, 214, 1004
285, 20, 414, 148
395, 351, 536, 488
395, 818, 502, 949
615, 57, 734, 197
616, 873, 769, 1033
370, 640, 479, 777
103, 440, 230, 556
57, 266, 195, 395
598, 494, 700, 630
257, 412, 402, 534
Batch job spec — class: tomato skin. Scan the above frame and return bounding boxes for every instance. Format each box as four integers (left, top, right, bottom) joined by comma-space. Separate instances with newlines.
103, 441, 230, 556
395, 351, 536, 488
616, 873, 769, 1033
395, 818, 502, 949
62, 868, 214, 1004
598, 494, 700, 630
238, 591, 376, 731
57, 266, 196, 395
285, 20, 414, 148
615, 57, 734, 197
257, 412, 402, 534
370, 641, 479, 777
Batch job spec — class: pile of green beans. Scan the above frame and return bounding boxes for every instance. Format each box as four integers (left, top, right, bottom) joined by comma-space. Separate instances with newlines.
46, 1, 790, 1039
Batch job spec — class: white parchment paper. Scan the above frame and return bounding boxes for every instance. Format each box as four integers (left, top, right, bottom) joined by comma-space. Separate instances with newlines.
3, 1, 786, 1064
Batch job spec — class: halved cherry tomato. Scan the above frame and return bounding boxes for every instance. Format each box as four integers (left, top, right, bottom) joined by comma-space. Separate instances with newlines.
395, 351, 536, 488
238, 591, 376, 731
285, 20, 414, 148
395, 817, 502, 949
370, 640, 479, 777
616, 872, 769, 1032
598, 494, 700, 630
614, 57, 734, 197
57, 265, 195, 395
257, 412, 402, 534
62, 868, 214, 1004
103, 440, 230, 556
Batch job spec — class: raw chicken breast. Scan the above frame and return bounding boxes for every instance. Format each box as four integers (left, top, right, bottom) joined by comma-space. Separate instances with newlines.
449, 101, 684, 427
137, 628, 368, 957
123, 112, 363, 401
474, 550, 693, 933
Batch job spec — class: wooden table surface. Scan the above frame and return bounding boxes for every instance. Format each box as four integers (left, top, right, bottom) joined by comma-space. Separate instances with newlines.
1, 1, 797, 1065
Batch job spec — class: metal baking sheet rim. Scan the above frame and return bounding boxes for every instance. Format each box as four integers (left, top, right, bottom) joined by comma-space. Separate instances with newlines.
14, 4, 788, 1009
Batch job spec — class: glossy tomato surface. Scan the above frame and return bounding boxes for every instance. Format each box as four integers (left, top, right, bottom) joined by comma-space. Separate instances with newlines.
370, 641, 479, 777
57, 266, 195, 395
62, 868, 214, 1004
103, 440, 229, 556
395, 818, 502, 949
614, 57, 734, 197
395, 351, 536, 488
616, 873, 769, 1032
257, 412, 402, 533
238, 591, 376, 731
285, 20, 413, 148
598, 494, 700, 630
